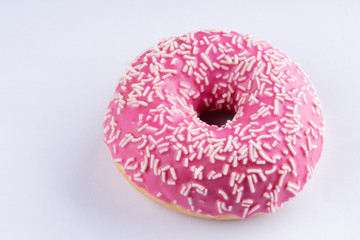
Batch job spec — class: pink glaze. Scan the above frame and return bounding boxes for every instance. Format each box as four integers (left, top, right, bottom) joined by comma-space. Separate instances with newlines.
103, 30, 324, 219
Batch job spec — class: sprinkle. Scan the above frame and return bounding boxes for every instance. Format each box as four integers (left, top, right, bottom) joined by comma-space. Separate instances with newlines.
288, 158, 297, 176
239, 124, 252, 136
137, 138, 148, 149
247, 175, 255, 193
159, 68, 178, 74
124, 158, 135, 168
258, 150, 275, 164
287, 143, 297, 156
265, 166, 277, 175
160, 165, 171, 172
222, 164, 230, 175
218, 189, 229, 200
214, 155, 226, 161
278, 171, 287, 187
194, 166, 204, 179
217, 201, 223, 214
140, 157, 148, 173
153, 159, 159, 175
242, 207, 249, 219
248, 169, 267, 181
236, 189, 243, 203
155, 124, 168, 136
200, 53, 214, 71
120, 135, 132, 148
249, 140, 262, 150
286, 186, 298, 196
138, 123, 149, 132
159, 148, 169, 154
126, 163, 138, 170
307, 136, 312, 151
248, 204, 260, 215
161, 171, 166, 182
212, 173, 223, 180
133, 177, 143, 182
273, 99, 279, 115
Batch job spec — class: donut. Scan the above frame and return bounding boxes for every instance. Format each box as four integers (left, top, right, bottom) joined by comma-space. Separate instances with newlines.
103, 30, 325, 220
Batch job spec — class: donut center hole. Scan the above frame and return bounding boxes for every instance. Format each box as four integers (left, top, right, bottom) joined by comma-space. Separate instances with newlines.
198, 110, 235, 127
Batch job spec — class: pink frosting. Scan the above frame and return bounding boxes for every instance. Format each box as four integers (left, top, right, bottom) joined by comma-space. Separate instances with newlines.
103, 30, 324, 219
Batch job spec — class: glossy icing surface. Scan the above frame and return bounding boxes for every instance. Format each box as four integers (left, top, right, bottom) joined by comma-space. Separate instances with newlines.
103, 30, 324, 219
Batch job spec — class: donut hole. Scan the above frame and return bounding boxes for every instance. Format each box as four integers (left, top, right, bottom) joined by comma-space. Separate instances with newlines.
193, 86, 240, 127
198, 110, 235, 127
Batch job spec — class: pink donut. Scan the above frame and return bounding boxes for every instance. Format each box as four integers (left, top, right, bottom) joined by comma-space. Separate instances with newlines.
103, 30, 324, 220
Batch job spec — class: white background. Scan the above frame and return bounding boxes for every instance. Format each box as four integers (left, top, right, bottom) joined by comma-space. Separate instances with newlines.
1, 0, 360, 239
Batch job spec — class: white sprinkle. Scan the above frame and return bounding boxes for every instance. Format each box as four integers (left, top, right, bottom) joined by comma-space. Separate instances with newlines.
170, 168, 177, 180
249, 140, 261, 150
307, 136, 312, 151
288, 157, 297, 175
140, 157, 148, 173
133, 177, 143, 182
214, 155, 226, 161
239, 124, 252, 136
120, 135, 133, 148
248, 169, 267, 181
207, 170, 216, 180
249, 144, 256, 162
138, 101, 148, 107
278, 171, 287, 187
155, 124, 168, 135
249, 125, 265, 133
177, 134, 185, 142
273, 99, 279, 115
287, 181, 300, 190
230, 172, 236, 187
217, 201, 223, 214
199, 62, 208, 70
265, 166, 277, 175
248, 204, 260, 216
262, 143, 272, 150
161, 171, 166, 182
179, 185, 186, 196
265, 121, 277, 127
238, 173, 245, 184
236, 189, 243, 203
242, 207, 249, 219
224, 135, 233, 152
170, 58, 177, 65
247, 175, 255, 193
153, 159, 159, 175
137, 138, 147, 149
212, 173, 223, 180
222, 164, 230, 175
218, 189, 229, 200
131, 137, 142, 143
159, 68, 178, 74
287, 143, 297, 156
247, 58, 256, 71
258, 150, 275, 164
104, 125, 110, 134
176, 150, 182, 161
138, 123, 149, 132
159, 148, 169, 154
200, 53, 214, 71
252, 174, 258, 183
160, 165, 170, 172
167, 180, 176, 185
286, 186, 298, 196
126, 163, 138, 170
